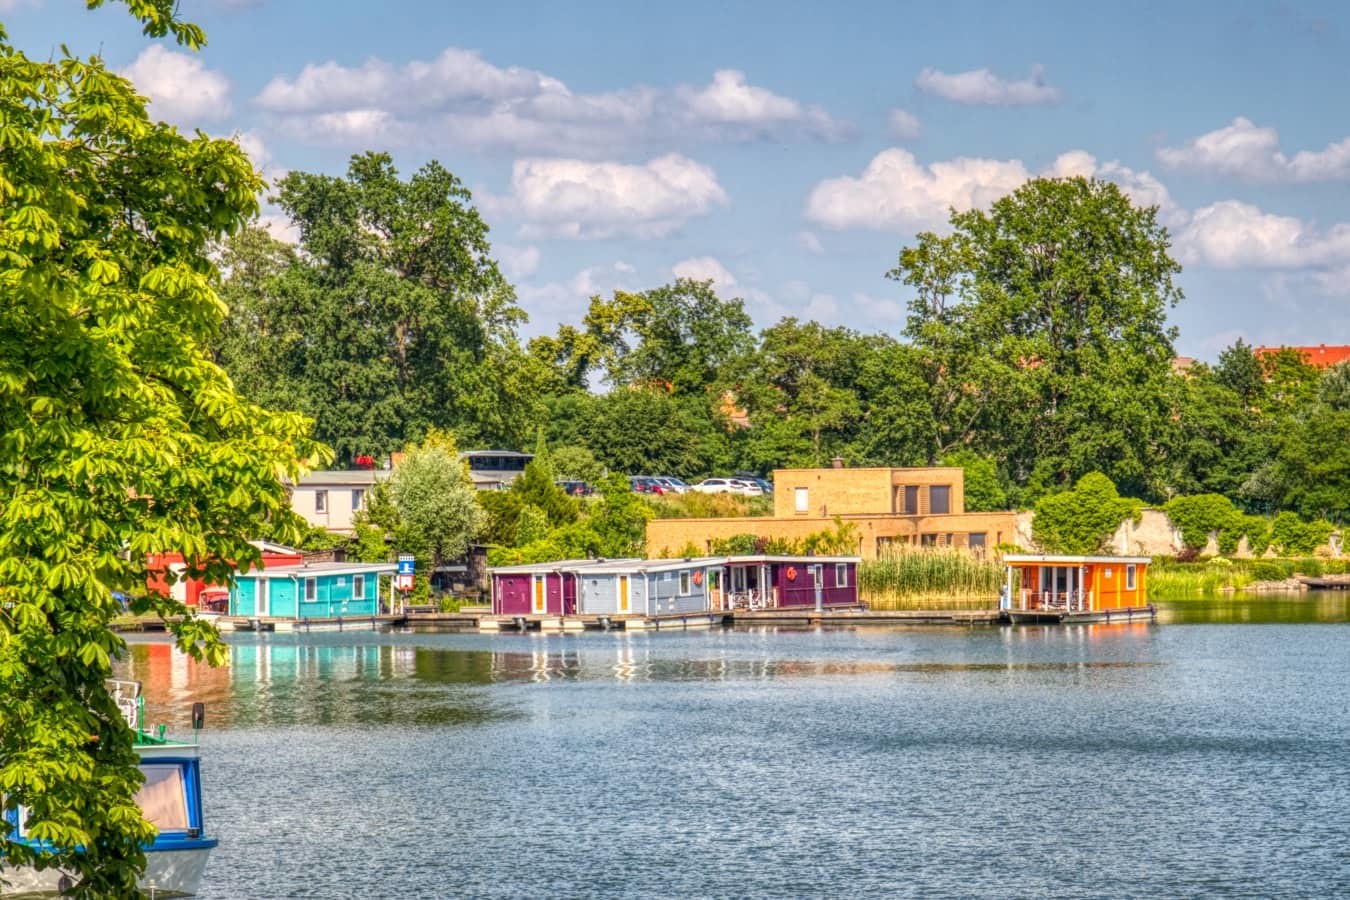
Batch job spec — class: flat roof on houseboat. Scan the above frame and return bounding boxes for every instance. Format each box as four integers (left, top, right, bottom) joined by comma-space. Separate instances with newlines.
1003, 554, 1152, 565
489, 558, 641, 575
240, 561, 399, 578
724, 554, 862, 565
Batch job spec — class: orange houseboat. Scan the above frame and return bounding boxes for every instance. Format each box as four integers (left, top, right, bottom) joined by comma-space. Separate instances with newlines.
1002, 554, 1155, 623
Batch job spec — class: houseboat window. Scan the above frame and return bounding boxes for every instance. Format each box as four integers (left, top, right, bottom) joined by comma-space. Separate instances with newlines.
794, 487, 809, 513
929, 485, 951, 514
902, 485, 919, 514
314, 490, 328, 513
353, 575, 365, 600
680, 571, 691, 594
305, 578, 317, 601
812, 565, 823, 588
968, 533, 987, 549
352, 488, 365, 510
135, 765, 190, 831
1126, 564, 1137, 590
835, 563, 847, 587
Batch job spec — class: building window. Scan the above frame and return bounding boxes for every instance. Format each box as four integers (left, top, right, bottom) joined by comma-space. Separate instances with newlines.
1126, 564, 1137, 590
680, 571, 691, 594
352, 489, 365, 511
835, 563, 847, 587
794, 487, 809, 513
929, 485, 951, 515
902, 485, 919, 514
305, 578, 316, 602
314, 490, 328, 513
920, 533, 937, 547
968, 533, 987, 550
353, 575, 365, 600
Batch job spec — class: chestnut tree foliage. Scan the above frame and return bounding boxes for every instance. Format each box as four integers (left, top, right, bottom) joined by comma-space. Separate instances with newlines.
0, 3, 325, 894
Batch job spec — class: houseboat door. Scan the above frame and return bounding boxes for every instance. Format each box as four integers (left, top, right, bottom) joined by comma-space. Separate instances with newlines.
618, 576, 630, 614
257, 579, 269, 617
532, 575, 546, 614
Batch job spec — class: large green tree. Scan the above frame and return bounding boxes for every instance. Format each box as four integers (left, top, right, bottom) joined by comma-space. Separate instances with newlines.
217, 155, 536, 461
0, 4, 324, 894
890, 177, 1182, 503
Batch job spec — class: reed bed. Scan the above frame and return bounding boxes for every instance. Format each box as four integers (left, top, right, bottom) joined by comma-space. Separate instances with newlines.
860, 547, 1003, 611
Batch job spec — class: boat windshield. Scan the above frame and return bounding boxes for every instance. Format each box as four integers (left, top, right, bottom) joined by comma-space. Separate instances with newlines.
136, 764, 189, 831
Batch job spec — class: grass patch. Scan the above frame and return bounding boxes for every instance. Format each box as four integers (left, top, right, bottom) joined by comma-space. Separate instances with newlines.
860, 547, 1003, 610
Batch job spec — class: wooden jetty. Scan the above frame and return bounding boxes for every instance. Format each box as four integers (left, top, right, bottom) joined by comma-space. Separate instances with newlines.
1298, 576, 1350, 591
213, 614, 408, 633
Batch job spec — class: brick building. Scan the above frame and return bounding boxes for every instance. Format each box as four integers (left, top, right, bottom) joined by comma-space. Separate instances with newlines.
647, 465, 1016, 560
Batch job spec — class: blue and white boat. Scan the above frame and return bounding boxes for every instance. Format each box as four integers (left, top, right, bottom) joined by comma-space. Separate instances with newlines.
2, 681, 217, 896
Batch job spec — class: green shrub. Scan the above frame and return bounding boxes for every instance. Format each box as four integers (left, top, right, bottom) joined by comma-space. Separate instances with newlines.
1164, 493, 1244, 552
1032, 472, 1143, 554
1251, 561, 1289, 581
1268, 512, 1335, 555
1296, 558, 1324, 577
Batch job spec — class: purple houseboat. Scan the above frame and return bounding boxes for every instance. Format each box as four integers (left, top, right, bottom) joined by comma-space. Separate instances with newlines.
721, 555, 860, 610
490, 559, 640, 616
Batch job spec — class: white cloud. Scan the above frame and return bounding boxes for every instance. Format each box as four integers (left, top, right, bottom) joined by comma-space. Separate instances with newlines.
497, 244, 542, 280
1157, 117, 1350, 182
887, 108, 921, 140
672, 256, 738, 293
121, 46, 232, 125
805, 148, 1031, 231
1175, 200, 1350, 268
806, 148, 1178, 232
0, 0, 40, 12
915, 64, 1061, 106
797, 231, 824, 254
255, 49, 850, 155
487, 155, 728, 240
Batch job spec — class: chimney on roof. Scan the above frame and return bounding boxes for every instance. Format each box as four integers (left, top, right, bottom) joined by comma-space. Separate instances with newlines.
831, 456, 845, 469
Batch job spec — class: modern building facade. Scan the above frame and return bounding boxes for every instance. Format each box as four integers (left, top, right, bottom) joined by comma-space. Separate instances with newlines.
647, 465, 1016, 559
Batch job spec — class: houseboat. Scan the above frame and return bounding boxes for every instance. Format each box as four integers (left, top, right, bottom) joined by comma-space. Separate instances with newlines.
721, 555, 860, 610
487, 555, 861, 627
3, 681, 216, 896
490, 559, 641, 616
1002, 554, 1154, 623
227, 560, 399, 619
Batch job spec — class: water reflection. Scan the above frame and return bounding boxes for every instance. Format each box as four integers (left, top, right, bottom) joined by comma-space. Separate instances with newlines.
1157, 590, 1350, 624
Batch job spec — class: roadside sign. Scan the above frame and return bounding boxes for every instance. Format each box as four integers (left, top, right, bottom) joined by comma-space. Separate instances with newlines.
394, 573, 414, 591
397, 554, 415, 576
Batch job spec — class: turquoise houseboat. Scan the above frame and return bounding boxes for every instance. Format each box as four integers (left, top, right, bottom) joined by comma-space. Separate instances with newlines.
228, 561, 398, 619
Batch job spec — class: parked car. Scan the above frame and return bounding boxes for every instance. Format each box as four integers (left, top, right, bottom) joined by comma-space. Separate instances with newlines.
653, 476, 689, 494
691, 477, 734, 494
728, 478, 764, 496
629, 475, 666, 495
555, 480, 593, 496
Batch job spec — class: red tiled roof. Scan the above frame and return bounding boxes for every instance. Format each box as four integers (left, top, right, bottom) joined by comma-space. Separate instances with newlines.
1253, 344, 1350, 369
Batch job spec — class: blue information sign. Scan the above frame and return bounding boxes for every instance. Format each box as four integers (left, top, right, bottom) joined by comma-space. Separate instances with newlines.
397, 554, 415, 575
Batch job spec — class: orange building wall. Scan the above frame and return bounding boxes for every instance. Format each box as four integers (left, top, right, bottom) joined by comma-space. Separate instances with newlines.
647, 511, 1014, 560
772, 467, 966, 518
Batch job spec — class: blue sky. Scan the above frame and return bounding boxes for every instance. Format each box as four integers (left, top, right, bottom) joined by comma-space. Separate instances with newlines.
7, 0, 1350, 358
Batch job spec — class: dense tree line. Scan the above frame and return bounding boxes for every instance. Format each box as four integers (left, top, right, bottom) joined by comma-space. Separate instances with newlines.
215, 160, 1349, 525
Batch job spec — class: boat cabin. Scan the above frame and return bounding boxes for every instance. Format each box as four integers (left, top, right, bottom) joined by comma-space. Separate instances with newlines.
720, 555, 860, 610
228, 561, 398, 619
574, 558, 728, 617
491, 560, 641, 616
1002, 554, 1151, 613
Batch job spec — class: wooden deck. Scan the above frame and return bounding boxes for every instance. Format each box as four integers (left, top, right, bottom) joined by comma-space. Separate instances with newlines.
735, 608, 1002, 626
1298, 576, 1350, 591
1004, 604, 1156, 625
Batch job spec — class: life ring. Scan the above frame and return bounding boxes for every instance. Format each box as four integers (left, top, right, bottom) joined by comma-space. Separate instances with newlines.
692, 570, 704, 586
786, 566, 798, 581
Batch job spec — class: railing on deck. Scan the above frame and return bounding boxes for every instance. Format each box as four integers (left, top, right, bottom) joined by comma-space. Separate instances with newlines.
107, 679, 143, 731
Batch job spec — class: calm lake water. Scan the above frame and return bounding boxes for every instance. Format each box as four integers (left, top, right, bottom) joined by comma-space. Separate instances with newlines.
118, 594, 1350, 898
